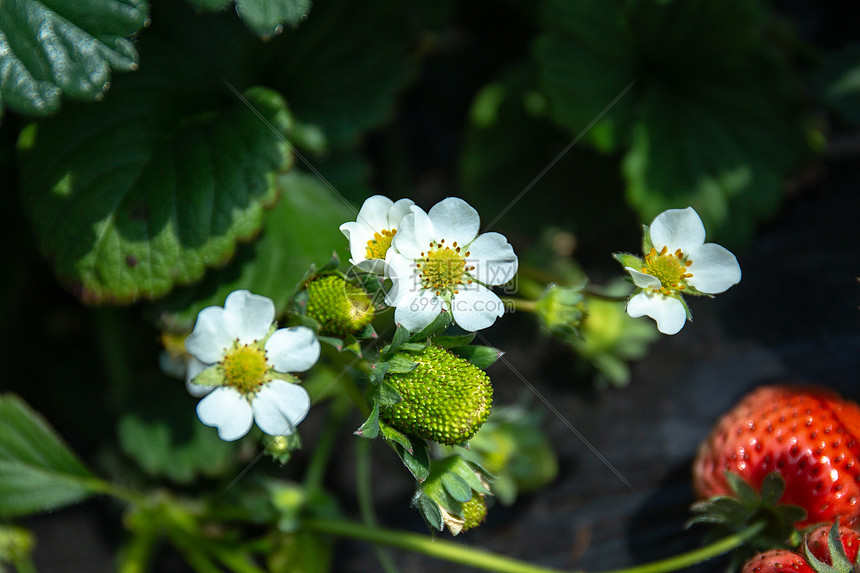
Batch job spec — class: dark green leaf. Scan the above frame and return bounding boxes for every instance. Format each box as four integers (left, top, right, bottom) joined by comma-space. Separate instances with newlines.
235, 0, 311, 37
386, 325, 411, 355
0, 0, 148, 116
415, 493, 443, 531
0, 394, 101, 517
265, 0, 416, 147
450, 345, 503, 369
724, 472, 758, 508
440, 473, 472, 504
19, 81, 292, 304
371, 382, 402, 407
354, 402, 380, 439
366, 362, 390, 387
155, 171, 354, 331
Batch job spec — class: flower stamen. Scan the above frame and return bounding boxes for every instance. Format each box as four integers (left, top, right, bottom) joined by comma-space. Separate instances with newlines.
418, 240, 470, 295
641, 247, 694, 296
365, 228, 397, 260
221, 341, 269, 394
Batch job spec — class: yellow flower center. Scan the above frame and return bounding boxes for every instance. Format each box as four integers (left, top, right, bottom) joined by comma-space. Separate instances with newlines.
221, 342, 268, 394
641, 246, 693, 295
417, 240, 475, 295
365, 228, 397, 260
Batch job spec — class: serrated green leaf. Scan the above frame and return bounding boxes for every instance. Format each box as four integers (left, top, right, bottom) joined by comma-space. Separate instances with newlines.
155, 171, 354, 331
19, 81, 293, 304
265, 0, 416, 147
354, 402, 380, 440
450, 345, 503, 369
0, 394, 102, 517
235, 0, 311, 37
0, 0, 148, 116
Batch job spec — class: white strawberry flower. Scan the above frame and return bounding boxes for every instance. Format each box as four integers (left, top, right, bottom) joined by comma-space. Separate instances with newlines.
619, 207, 741, 335
386, 197, 518, 332
184, 290, 320, 441
339, 195, 415, 274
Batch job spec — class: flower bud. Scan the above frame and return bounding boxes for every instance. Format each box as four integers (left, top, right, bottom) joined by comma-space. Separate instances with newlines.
306, 275, 374, 337
413, 456, 493, 535
382, 345, 493, 445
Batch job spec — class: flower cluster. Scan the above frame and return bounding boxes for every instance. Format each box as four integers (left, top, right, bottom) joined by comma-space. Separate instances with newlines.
616, 207, 741, 335
341, 196, 518, 332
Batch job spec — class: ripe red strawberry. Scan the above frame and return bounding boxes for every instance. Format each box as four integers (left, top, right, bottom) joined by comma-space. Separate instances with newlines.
805, 523, 860, 565
742, 549, 814, 573
693, 385, 860, 527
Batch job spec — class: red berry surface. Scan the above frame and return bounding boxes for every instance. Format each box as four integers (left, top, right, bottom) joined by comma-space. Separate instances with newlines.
805, 523, 860, 564
742, 549, 814, 573
693, 385, 860, 527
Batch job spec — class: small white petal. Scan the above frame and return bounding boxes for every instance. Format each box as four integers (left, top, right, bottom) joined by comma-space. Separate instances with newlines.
356, 195, 395, 233
185, 306, 235, 364
649, 207, 706, 253
223, 290, 275, 344
625, 267, 662, 290
393, 207, 436, 259
252, 380, 311, 437
451, 286, 505, 331
266, 326, 321, 373
197, 387, 254, 441
687, 243, 741, 294
384, 253, 420, 306
340, 220, 373, 265
185, 356, 213, 397
626, 292, 687, 335
428, 198, 481, 247
466, 232, 518, 286
387, 198, 415, 230
394, 291, 444, 332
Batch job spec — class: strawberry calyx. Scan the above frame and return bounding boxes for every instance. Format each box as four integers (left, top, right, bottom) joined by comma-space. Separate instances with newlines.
689, 471, 807, 558
803, 522, 860, 573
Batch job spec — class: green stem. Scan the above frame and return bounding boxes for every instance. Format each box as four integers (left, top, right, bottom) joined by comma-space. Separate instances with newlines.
304, 518, 766, 573
355, 438, 400, 573
304, 395, 351, 491
502, 297, 539, 313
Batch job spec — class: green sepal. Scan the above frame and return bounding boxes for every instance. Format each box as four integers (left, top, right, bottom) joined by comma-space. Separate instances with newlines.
433, 334, 477, 349
803, 522, 853, 573
613, 252, 644, 270
353, 323, 377, 340
410, 312, 452, 342
641, 224, 654, 253
759, 472, 786, 507
366, 362, 389, 387
451, 345, 503, 369
317, 335, 345, 350
368, 382, 402, 407
398, 342, 431, 353
379, 420, 413, 452
354, 402, 380, 439
414, 491, 444, 531
385, 325, 411, 355
265, 433, 302, 465
190, 364, 226, 388
726, 471, 759, 507
390, 436, 430, 482
440, 472, 473, 503
385, 355, 419, 374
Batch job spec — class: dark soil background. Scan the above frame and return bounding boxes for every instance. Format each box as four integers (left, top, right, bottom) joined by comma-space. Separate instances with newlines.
3, 1, 859, 572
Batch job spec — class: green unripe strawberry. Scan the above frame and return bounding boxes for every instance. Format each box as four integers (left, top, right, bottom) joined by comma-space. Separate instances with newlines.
460, 495, 487, 532
306, 275, 374, 337
383, 345, 493, 445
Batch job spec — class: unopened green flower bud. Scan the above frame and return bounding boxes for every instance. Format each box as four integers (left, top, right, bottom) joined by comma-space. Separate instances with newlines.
535, 283, 586, 339
306, 275, 374, 337
460, 495, 487, 532
383, 345, 493, 445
